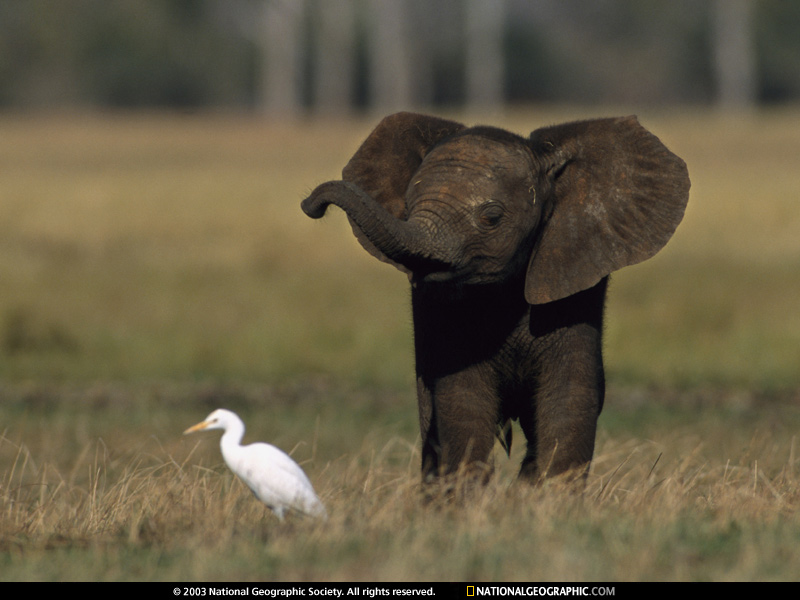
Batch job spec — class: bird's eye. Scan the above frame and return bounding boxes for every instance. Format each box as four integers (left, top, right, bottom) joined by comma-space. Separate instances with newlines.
478, 203, 504, 228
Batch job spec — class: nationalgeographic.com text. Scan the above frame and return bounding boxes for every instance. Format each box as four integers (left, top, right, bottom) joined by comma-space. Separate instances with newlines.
470, 587, 615, 597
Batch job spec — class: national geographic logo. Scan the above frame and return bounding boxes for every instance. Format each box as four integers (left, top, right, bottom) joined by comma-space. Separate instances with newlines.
467, 587, 615, 597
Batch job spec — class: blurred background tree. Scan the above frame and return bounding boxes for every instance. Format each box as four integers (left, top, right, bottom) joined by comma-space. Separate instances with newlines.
0, 0, 797, 113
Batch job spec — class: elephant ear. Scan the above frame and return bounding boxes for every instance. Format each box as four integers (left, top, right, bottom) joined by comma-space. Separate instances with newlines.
340, 112, 465, 270
525, 116, 690, 305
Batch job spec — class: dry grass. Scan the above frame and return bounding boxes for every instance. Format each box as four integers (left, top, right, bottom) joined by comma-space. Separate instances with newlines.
1, 385, 799, 581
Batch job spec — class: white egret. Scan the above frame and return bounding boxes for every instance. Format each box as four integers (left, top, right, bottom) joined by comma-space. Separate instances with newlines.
184, 408, 327, 521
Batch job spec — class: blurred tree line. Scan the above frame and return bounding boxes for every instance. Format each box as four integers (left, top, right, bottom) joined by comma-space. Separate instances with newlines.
0, 0, 798, 113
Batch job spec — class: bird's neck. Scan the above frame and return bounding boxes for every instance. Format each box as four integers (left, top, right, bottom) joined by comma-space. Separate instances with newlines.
220, 425, 245, 457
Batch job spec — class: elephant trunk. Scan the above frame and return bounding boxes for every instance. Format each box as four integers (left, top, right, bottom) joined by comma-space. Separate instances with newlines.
302, 181, 451, 277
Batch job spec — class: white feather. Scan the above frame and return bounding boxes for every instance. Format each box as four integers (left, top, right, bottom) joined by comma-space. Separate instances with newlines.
184, 409, 326, 521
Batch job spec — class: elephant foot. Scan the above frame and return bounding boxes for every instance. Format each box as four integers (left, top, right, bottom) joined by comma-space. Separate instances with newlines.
420, 460, 494, 505
518, 457, 591, 490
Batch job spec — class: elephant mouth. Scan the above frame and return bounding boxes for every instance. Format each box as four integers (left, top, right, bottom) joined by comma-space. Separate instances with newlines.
409, 254, 509, 288
409, 263, 476, 288
411, 270, 456, 287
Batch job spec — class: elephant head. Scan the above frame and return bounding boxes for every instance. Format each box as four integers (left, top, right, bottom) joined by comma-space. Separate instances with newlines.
301, 112, 690, 304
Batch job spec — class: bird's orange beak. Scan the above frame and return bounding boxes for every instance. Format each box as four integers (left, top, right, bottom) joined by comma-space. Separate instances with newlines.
183, 420, 211, 435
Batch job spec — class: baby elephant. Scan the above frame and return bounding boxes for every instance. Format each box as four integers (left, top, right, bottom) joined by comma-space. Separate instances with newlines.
302, 112, 690, 484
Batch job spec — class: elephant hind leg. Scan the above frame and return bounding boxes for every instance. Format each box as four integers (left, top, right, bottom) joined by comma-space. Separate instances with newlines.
517, 406, 541, 482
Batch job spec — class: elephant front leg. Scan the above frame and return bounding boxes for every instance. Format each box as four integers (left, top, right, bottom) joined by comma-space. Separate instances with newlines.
518, 323, 605, 484
518, 387, 601, 484
418, 368, 499, 482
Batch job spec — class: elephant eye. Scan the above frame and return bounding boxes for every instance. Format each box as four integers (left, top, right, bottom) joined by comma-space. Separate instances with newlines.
478, 203, 504, 228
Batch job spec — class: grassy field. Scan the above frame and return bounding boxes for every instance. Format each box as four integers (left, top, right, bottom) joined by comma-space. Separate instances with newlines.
1, 107, 800, 581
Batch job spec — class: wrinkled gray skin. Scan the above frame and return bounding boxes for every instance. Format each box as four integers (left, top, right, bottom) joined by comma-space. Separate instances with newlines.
302, 112, 690, 484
